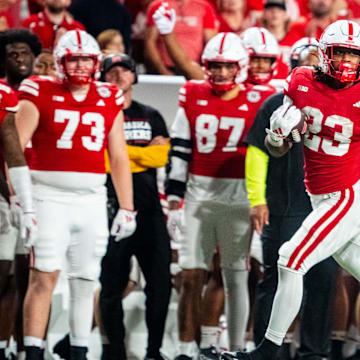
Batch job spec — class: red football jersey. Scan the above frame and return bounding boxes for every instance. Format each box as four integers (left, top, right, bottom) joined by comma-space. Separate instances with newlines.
0, 80, 19, 125
285, 67, 360, 194
180, 81, 275, 179
0, 80, 19, 177
18, 76, 123, 174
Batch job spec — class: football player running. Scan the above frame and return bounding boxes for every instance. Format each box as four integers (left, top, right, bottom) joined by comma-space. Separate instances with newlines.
221, 19, 360, 360
166, 32, 275, 360
15, 30, 136, 360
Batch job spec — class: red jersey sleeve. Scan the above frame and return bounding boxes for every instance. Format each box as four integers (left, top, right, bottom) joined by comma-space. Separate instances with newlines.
18, 76, 45, 110
202, 1, 218, 30
146, 0, 162, 27
178, 81, 197, 108
0, 82, 18, 125
284, 66, 313, 101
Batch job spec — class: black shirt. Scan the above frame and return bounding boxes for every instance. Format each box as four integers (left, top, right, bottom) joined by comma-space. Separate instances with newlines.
106, 100, 169, 213
245, 93, 312, 216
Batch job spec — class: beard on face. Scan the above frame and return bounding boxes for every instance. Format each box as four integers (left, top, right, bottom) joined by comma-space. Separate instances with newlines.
47, 4, 67, 14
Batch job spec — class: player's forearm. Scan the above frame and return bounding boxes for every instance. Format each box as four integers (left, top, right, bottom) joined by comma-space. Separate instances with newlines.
245, 145, 268, 207
110, 155, 134, 211
1, 113, 27, 168
145, 36, 174, 75
264, 136, 291, 158
162, 33, 204, 80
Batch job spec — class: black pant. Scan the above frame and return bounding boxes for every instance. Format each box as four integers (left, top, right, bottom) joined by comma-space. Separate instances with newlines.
254, 214, 338, 360
100, 199, 171, 359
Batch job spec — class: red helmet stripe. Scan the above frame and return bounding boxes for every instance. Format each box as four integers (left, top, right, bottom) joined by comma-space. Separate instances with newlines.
349, 22, 354, 41
76, 30, 83, 50
219, 33, 227, 55
260, 29, 266, 45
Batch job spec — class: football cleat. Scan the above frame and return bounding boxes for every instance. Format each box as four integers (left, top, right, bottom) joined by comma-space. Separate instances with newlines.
220, 351, 254, 360
174, 355, 193, 360
53, 333, 70, 360
198, 346, 219, 360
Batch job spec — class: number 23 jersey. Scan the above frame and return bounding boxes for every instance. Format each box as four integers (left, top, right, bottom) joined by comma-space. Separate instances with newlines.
19, 76, 124, 174
179, 80, 275, 179
285, 67, 360, 195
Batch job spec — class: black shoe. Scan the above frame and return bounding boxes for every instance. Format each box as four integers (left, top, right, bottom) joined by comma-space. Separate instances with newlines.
199, 346, 219, 360
53, 334, 70, 360
221, 351, 254, 360
174, 355, 193, 360
70, 346, 87, 360
144, 353, 169, 360
25, 347, 44, 360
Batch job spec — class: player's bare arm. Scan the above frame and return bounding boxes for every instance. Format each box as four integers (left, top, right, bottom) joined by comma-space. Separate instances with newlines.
107, 110, 134, 211
15, 99, 40, 150
1, 112, 27, 168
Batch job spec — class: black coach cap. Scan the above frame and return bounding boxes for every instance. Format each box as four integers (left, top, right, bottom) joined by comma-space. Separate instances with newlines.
100, 53, 138, 83
264, 0, 286, 11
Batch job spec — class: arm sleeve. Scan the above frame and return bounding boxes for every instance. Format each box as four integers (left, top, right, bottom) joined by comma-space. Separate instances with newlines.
245, 145, 269, 207
165, 104, 192, 199
126, 143, 170, 169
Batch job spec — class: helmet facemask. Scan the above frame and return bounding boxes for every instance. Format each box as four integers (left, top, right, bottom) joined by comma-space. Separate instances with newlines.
204, 60, 241, 94
323, 45, 360, 83
61, 53, 99, 85
201, 32, 249, 95
248, 54, 278, 84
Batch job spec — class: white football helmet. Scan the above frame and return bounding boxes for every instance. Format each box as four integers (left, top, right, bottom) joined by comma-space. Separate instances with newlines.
201, 32, 249, 93
54, 30, 101, 85
240, 27, 280, 84
319, 20, 360, 82
289, 37, 319, 69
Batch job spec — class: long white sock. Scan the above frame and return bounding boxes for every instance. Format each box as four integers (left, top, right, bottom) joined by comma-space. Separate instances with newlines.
68, 278, 95, 347
222, 268, 249, 351
265, 266, 304, 346
200, 326, 220, 348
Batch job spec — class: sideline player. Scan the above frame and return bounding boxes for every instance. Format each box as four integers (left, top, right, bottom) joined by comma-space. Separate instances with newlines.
0, 29, 41, 359
221, 19, 360, 360
0, 80, 37, 360
15, 30, 136, 360
198, 27, 281, 359
166, 32, 275, 360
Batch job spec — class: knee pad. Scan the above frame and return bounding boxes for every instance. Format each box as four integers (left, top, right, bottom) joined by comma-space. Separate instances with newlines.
278, 241, 307, 275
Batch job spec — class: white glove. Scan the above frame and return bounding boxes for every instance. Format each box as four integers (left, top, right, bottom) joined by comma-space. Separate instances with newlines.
152, 3, 176, 35
266, 103, 303, 147
20, 211, 38, 249
111, 209, 137, 241
167, 208, 186, 241
10, 195, 22, 229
